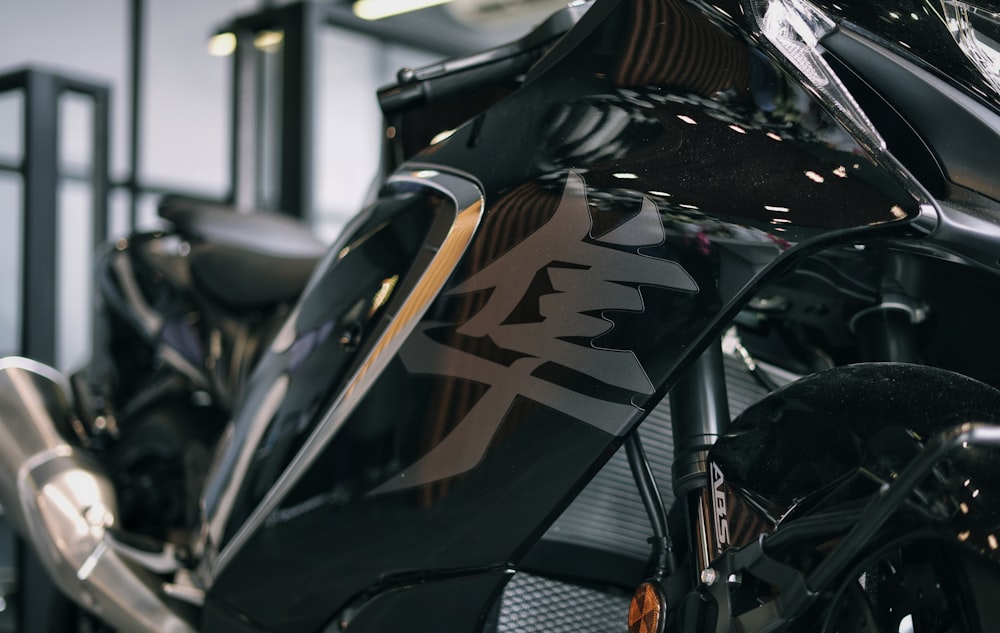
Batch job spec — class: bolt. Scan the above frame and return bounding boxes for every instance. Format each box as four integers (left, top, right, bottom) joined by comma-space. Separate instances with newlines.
83, 504, 112, 529
340, 329, 360, 351
701, 568, 719, 586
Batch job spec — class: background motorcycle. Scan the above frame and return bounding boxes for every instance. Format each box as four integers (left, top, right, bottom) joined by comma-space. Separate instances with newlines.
73, 196, 326, 538
3, 0, 1000, 632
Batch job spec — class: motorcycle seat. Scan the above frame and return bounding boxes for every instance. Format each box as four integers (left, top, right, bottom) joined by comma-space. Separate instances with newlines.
158, 197, 327, 259
158, 197, 327, 309
187, 241, 320, 309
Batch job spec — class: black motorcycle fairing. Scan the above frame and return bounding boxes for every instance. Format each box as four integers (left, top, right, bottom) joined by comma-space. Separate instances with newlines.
199, 177, 465, 559
197, 1, 932, 630
422, 0, 923, 236
329, 570, 512, 632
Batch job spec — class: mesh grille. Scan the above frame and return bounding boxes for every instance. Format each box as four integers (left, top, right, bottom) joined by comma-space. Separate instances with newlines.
541, 353, 766, 558
497, 573, 631, 633
498, 355, 768, 631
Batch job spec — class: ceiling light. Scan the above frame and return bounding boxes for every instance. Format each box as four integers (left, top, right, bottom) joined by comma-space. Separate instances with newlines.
254, 30, 284, 52
208, 32, 237, 56
353, 0, 454, 20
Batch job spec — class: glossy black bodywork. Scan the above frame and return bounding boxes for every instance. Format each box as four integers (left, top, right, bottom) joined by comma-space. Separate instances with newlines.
200, 0, 929, 630
815, 0, 1000, 112
712, 363, 1000, 526
704, 363, 1000, 632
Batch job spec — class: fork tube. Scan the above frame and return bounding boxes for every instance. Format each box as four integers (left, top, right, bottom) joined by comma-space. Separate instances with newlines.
670, 340, 730, 576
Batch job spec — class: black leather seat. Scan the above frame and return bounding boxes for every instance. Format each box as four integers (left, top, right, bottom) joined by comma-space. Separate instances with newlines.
158, 197, 327, 309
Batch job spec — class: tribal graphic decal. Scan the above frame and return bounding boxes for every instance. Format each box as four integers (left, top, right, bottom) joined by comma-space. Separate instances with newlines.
375, 171, 698, 492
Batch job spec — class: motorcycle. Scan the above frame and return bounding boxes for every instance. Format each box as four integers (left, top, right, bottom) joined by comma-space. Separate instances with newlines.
3, 0, 1000, 631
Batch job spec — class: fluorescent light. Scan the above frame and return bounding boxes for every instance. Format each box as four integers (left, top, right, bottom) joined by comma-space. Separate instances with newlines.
353, 0, 454, 20
254, 30, 284, 52
208, 32, 237, 56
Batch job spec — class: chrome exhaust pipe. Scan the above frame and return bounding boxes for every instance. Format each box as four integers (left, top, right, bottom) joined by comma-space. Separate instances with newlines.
0, 357, 194, 633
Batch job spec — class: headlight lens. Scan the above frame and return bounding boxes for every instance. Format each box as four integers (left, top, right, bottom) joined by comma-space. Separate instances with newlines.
942, 1, 1000, 95
746, 0, 887, 154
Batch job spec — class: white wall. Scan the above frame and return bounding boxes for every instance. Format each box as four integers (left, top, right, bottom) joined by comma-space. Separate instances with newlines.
314, 29, 438, 241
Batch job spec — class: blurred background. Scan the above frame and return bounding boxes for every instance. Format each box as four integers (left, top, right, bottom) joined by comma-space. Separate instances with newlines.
0, 0, 567, 371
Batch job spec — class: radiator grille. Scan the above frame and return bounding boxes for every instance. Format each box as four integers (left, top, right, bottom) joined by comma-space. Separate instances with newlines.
497, 355, 768, 631
496, 573, 631, 633
541, 353, 766, 558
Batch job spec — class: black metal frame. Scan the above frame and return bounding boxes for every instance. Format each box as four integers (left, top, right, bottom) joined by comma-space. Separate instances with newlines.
223, 1, 494, 220
228, 2, 320, 218
127, 0, 144, 228
0, 68, 110, 368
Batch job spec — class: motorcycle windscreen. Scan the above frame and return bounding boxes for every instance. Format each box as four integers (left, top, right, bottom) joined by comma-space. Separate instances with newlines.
199, 170, 483, 563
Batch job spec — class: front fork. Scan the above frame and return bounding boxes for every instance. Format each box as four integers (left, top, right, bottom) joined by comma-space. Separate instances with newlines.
627, 343, 730, 633
660, 291, 921, 594
627, 274, 929, 633
670, 341, 731, 580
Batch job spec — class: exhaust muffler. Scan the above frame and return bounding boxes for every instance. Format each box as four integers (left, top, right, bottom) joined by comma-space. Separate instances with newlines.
0, 357, 194, 632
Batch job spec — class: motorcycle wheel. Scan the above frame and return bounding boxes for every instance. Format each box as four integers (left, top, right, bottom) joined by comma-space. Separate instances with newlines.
821, 540, 1000, 633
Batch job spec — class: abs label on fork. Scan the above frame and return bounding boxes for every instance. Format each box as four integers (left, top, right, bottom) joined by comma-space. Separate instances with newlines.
711, 462, 730, 556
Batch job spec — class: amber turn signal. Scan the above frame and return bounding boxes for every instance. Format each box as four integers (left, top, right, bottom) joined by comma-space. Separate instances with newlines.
628, 581, 666, 633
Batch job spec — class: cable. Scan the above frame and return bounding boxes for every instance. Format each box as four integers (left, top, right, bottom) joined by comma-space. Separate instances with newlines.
625, 431, 677, 577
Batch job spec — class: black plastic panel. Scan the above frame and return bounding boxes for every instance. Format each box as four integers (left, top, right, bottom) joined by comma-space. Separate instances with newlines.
824, 29, 1000, 202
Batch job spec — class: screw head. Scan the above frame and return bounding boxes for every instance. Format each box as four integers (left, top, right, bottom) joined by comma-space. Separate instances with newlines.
700, 568, 719, 586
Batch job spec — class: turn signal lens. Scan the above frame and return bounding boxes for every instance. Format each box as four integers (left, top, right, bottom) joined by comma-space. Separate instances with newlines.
628, 581, 666, 633
746, 0, 886, 155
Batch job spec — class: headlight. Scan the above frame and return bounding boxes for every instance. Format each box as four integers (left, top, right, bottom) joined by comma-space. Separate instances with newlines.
942, 1, 1000, 95
745, 0, 887, 155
